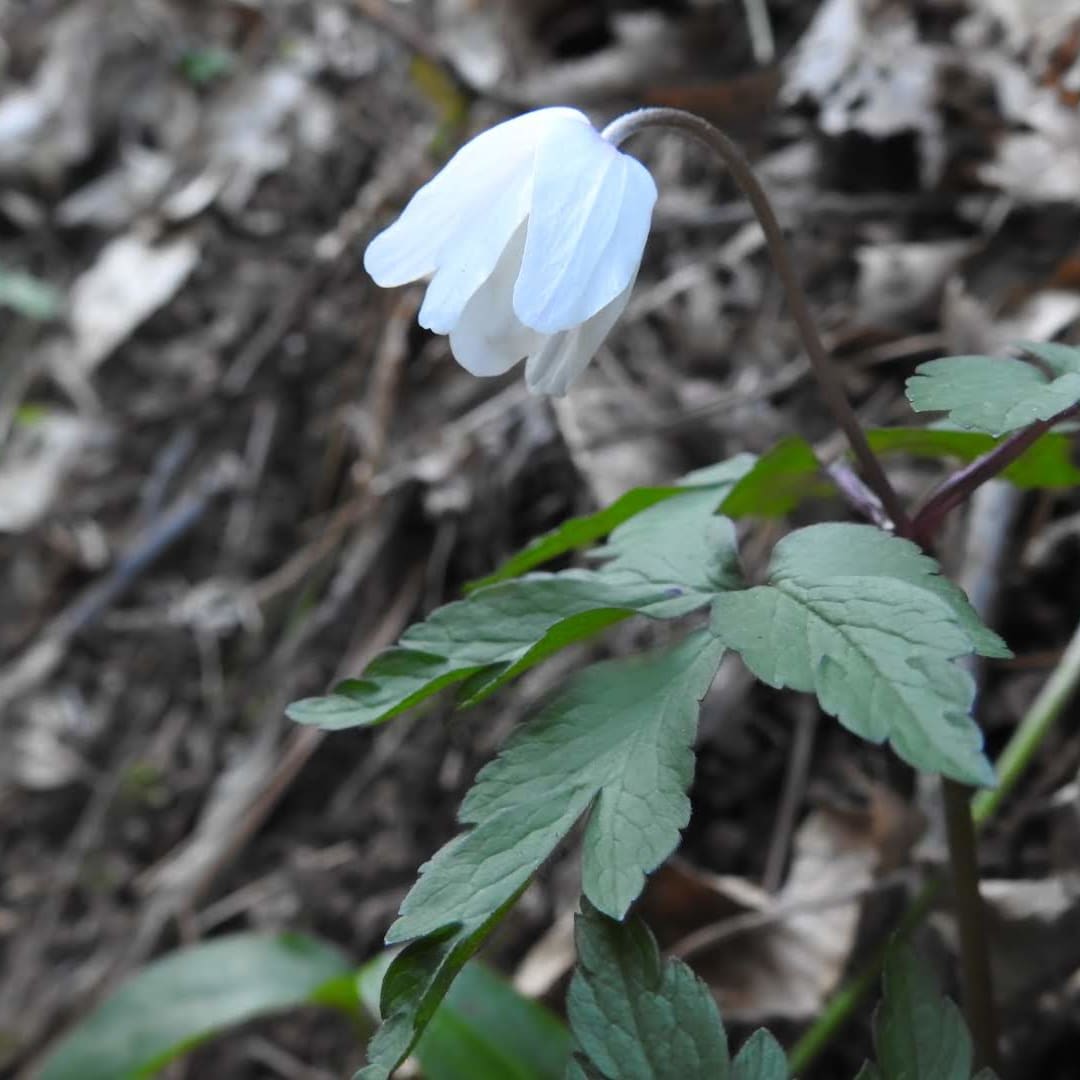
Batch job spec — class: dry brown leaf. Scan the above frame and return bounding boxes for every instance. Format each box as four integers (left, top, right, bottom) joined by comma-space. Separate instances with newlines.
637, 800, 909, 1023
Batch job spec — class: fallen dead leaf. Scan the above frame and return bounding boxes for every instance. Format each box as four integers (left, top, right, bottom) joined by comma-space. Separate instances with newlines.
0, 412, 103, 533
856, 240, 974, 329
0, 5, 103, 181
932, 874, 1080, 1005
784, 0, 945, 185
67, 231, 200, 374
636, 798, 912, 1023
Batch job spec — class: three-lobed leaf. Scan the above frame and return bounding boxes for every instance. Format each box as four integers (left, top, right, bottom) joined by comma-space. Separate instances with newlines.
906, 342, 1080, 436
566, 902, 787, 1080
711, 524, 1004, 785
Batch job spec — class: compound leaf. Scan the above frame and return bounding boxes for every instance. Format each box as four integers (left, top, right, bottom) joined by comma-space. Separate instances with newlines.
289, 481, 744, 730
711, 524, 1000, 785
906, 345, 1080, 436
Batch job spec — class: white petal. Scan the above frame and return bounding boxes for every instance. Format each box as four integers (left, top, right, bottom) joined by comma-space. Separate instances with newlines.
524, 276, 635, 395
363, 108, 590, 290
514, 120, 656, 334
416, 176, 529, 335
449, 226, 543, 376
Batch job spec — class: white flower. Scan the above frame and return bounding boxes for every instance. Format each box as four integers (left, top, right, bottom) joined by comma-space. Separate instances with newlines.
364, 108, 657, 396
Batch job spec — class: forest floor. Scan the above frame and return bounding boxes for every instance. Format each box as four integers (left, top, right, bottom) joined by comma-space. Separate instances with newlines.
3, 0, 1080, 1076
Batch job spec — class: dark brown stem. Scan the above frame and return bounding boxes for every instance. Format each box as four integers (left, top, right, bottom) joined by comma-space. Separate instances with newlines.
912, 403, 1080, 546
942, 779, 1002, 1073
602, 107, 911, 535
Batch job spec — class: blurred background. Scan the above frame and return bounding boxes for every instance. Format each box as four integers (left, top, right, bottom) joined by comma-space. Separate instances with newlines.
3, 0, 1080, 1075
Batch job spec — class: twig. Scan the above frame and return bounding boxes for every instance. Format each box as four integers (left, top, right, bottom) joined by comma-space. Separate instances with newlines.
671, 872, 906, 961
762, 701, 818, 892
739, 0, 776, 64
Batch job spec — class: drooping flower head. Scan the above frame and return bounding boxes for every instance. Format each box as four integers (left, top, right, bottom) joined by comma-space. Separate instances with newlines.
364, 108, 657, 396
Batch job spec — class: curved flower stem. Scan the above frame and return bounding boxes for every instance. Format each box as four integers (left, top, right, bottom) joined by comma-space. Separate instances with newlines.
789, 611, 1080, 1073
602, 107, 911, 535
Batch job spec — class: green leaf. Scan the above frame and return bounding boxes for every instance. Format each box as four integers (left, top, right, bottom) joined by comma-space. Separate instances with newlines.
358, 896, 523, 1080
416, 963, 570, 1080
289, 481, 745, 730
566, 903, 785, 1080
589, 487, 743, 616
178, 45, 235, 85
471, 454, 755, 589
720, 437, 832, 518
287, 573, 671, 730
711, 524, 1001, 784
866, 426, 1080, 489
871, 944, 974, 1080
731, 1030, 789, 1080
362, 632, 727, 1077
394, 629, 727, 938
38, 934, 356, 1080
906, 345, 1080, 436
357, 956, 569, 1080
567, 902, 729, 1080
